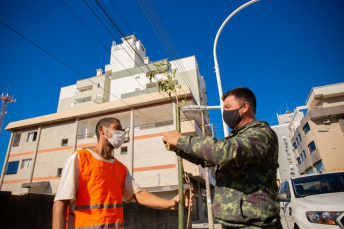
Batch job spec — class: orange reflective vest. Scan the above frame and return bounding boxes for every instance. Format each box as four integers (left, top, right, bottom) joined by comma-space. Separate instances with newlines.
73, 149, 127, 229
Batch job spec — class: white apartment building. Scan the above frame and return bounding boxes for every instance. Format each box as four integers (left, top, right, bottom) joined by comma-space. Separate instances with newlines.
271, 113, 300, 183
0, 35, 212, 221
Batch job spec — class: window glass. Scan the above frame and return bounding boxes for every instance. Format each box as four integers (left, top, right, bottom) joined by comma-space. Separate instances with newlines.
57, 168, 63, 177
121, 147, 128, 155
12, 133, 21, 147
27, 132, 37, 142
303, 123, 310, 135
314, 161, 324, 173
6, 161, 19, 174
308, 141, 316, 152
297, 157, 301, 165
21, 159, 32, 169
307, 169, 314, 174
298, 134, 302, 142
293, 142, 297, 150
303, 150, 307, 159
61, 139, 68, 146
300, 153, 304, 161
292, 172, 344, 197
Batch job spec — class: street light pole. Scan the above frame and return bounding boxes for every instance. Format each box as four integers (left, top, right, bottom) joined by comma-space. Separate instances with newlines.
200, 112, 214, 229
213, 0, 260, 138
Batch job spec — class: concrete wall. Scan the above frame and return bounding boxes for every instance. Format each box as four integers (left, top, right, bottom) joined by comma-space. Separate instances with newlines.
2, 121, 77, 195
0, 192, 190, 229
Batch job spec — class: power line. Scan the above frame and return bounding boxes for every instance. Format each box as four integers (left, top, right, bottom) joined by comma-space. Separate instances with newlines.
0, 20, 174, 129
137, 0, 199, 97
86, 0, 196, 127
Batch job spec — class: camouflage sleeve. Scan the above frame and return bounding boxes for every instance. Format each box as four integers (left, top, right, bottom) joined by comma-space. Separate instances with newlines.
176, 127, 277, 167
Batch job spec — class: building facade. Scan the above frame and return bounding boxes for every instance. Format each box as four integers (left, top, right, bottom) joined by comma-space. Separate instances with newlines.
271, 113, 299, 183
0, 35, 213, 221
289, 83, 344, 174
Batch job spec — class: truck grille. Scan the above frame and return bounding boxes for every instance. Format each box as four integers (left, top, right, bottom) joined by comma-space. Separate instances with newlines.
336, 212, 344, 229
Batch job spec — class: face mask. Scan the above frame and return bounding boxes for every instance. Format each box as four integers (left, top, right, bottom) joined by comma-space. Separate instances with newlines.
103, 127, 125, 149
223, 106, 243, 129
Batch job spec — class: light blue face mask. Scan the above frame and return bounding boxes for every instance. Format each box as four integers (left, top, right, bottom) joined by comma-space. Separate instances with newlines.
103, 127, 125, 149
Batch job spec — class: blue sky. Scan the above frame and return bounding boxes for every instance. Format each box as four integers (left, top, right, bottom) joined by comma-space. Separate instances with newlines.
0, 0, 343, 171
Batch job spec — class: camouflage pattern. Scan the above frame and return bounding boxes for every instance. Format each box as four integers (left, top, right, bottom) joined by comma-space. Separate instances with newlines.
177, 120, 282, 228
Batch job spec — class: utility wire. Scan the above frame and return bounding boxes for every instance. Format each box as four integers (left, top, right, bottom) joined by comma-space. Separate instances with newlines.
82, 0, 177, 120
88, 0, 196, 127
138, 0, 199, 97
0, 20, 174, 129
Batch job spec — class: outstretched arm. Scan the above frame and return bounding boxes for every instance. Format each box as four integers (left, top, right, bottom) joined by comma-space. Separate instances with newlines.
134, 190, 192, 210
52, 199, 69, 229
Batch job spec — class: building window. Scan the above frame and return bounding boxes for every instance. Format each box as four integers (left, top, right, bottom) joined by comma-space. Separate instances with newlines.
293, 142, 297, 150
303, 123, 310, 135
296, 138, 299, 145
302, 150, 307, 159
284, 142, 288, 148
61, 139, 68, 146
21, 159, 32, 169
27, 132, 37, 142
298, 134, 302, 142
135, 75, 140, 79
97, 83, 103, 88
307, 168, 314, 174
57, 168, 63, 177
297, 157, 301, 165
289, 165, 294, 171
12, 133, 21, 147
300, 153, 304, 161
135, 87, 140, 91
123, 127, 130, 142
6, 161, 19, 175
290, 172, 295, 176
308, 141, 316, 153
121, 147, 128, 155
314, 161, 324, 173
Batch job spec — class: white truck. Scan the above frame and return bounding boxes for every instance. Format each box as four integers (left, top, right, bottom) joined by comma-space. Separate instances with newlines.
278, 171, 344, 229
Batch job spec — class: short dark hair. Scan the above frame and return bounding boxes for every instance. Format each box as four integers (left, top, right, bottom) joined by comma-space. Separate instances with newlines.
222, 87, 256, 114
95, 117, 121, 140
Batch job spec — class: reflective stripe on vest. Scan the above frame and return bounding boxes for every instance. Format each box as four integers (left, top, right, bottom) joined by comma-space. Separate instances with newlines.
74, 149, 127, 229
75, 203, 123, 210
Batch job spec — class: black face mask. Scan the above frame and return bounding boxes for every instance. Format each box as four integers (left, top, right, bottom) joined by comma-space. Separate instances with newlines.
223, 106, 243, 129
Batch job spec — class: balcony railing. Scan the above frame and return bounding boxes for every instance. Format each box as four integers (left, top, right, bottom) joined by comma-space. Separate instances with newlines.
134, 118, 197, 131
77, 133, 96, 139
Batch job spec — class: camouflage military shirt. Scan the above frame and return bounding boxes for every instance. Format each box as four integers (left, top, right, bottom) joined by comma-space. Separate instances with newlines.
176, 120, 282, 228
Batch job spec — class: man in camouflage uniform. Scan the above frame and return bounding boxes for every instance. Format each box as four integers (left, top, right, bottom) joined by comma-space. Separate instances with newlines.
163, 87, 282, 228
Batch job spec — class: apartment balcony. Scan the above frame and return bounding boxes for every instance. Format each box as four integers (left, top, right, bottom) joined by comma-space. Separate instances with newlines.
298, 158, 312, 173
310, 149, 322, 164
121, 87, 159, 99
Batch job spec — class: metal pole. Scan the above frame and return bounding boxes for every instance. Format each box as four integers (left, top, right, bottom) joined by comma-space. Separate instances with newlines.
213, 0, 260, 138
176, 106, 185, 229
201, 112, 214, 229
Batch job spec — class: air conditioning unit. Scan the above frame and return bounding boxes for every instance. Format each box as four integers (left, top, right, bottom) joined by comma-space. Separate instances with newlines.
323, 119, 331, 124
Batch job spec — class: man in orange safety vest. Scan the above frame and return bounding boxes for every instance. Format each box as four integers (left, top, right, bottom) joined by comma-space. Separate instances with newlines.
52, 117, 192, 229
